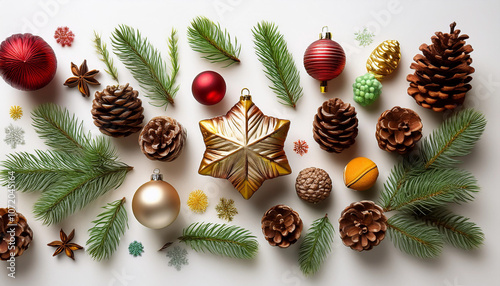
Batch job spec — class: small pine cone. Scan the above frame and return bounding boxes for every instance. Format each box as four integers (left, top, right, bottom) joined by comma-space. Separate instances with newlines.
376, 106, 423, 154
295, 167, 332, 203
313, 98, 358, 153
407, 22, 474, 112
139, 116, 187, 162
92, 83, 144, 137
339, 201, 387, 252
261, 205, 303, 248
0, 208, 33, 260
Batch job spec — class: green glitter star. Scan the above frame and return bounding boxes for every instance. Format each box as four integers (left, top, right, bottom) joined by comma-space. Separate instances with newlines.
354, 28, 375, 47
215, 198, 238, 222
128, 241, 144, 257
166, 246, 188, 271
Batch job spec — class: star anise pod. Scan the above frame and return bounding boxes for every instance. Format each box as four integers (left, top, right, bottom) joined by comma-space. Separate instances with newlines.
63, 60, 100, 97
47, 229, 83, 260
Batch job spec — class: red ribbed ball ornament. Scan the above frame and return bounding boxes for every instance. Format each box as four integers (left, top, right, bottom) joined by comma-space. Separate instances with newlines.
192, 71, 226, 105
0, 33, 57, 91
304, 28, 345, 93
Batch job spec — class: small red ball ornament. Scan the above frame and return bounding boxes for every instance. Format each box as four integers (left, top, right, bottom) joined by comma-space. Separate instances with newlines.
192, 71, 226, 105
0, 34, 57, 91
303, 27, 346, 93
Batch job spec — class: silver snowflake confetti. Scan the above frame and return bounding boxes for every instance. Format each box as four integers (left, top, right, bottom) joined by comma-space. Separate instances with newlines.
166, 246, 188, 271
4, 124, 25, 149
354, 27, 375, 47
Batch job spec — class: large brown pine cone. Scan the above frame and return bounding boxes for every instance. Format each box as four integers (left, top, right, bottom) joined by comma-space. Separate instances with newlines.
0, 208, 33, 260
313, 98, 358, 153
139, 116, 187, 162
339, 201, 387, 252
261, 205, 303, 248
92, 83, 144, 137
407, 22, 474, 112
376, 106, 423, 154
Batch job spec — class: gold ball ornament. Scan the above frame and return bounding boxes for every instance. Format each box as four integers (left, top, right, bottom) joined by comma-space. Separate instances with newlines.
343, 157, 379, 191
132, 169, 180, 229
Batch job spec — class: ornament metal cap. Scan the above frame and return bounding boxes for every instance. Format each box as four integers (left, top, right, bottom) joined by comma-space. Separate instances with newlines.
151, 168, 163, 181
240, 88, 251, 101
320, 26, 332, 40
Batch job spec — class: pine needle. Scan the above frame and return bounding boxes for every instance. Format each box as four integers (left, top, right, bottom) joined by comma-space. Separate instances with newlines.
167, 29, 180, 95
387, 214, 443, 258
178, 222, 258, 259
387, 168, 478, 213
298, 214, 335, 276
187, 16, 241, 66
418, 209, 484, 250
86, 197, 129, 261
93, 31, 119, 83
252, 21, 303, 108
111, 25, 178, 109
421, 109, 486, 169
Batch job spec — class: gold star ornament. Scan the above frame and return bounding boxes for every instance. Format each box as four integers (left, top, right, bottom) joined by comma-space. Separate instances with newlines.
198, 89, 292, 199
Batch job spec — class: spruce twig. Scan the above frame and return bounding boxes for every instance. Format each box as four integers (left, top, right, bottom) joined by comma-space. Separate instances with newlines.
178, 222, 258, 259
298, 214, 335, 276
93, 31, 119, 83
252, 21, 303, 108
187, 16, 241, 66
86, 197, 129, 261
111, 25, 177, 109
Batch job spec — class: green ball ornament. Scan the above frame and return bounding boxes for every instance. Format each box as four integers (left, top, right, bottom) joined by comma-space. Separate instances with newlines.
353, 73, 383, 106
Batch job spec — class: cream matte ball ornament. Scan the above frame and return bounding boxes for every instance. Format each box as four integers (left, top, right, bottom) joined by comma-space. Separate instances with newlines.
132, 169, 181, 229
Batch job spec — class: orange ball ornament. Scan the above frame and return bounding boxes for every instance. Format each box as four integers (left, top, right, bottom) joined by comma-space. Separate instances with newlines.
343, 157, 379, 191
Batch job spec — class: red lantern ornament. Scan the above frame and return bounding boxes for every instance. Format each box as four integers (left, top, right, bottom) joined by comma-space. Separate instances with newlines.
303, 27, 346, 93
192, 71, 226, 105
0, 34, 57, 91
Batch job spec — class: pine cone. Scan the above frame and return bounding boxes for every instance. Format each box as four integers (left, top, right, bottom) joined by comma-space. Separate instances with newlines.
92, 83, 144, 137
295, 167, 332, 203
139, 116, 187, 162
0, 208, 33, 260
339, 201, 387, 252
407, 22, 474, 112
313, 98, 358, 153
376, 106, 423, 154
261, 205, 303, 248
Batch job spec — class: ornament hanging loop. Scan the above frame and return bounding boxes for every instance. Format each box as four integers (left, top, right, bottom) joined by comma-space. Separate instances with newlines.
151, 168, 163, 181
320, 26, 332, 40
241, 88, 251, 100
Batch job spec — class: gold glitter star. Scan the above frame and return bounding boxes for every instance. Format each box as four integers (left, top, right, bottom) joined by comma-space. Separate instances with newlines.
9, 106, 23, 120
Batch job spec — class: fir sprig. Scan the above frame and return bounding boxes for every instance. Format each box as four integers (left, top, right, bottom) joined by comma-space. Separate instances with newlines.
418, 209, 484, 250
187, 16, 241, 66
0, 104, 132, 225
252, 21, 303, 108
178, 222, 258, 259
387, 214, 443, 258
111, 25, 178, 109
86, 198, 129, 261
93, 31, 119, 83
298, 214, 335, 276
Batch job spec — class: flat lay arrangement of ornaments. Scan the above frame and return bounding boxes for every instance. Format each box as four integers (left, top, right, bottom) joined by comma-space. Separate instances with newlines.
0, 1, 498, 286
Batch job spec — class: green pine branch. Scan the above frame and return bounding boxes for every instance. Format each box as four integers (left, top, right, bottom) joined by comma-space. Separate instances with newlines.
387, 213, 443, 258
0, 103, 132, 225
418, 209, 484, 250
86, 197, 129, 261
252, 21, 303, 108
386, 168, 478, 213
187, 16, 241, 66
93, 31, 119, 83
111, 24, 178, 109
178, 222, 258, 259
298, 214, 335, 276
167, 29, 180, 94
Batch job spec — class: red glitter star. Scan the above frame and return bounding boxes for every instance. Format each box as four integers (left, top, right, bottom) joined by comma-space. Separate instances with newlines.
293, 140, 309, 156
54, 27, 75, 47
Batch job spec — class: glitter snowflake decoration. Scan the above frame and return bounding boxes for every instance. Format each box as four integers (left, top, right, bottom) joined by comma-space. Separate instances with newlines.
215, 198, 238, 222
9, 106, 23, 120
4, 124, 25, 149
293, 139, 309, 156
354, 28, 374, 47
166, 246, 188, 271
128, 241, 144, 257
54, 27, 75, 47
187, 190, 209, 213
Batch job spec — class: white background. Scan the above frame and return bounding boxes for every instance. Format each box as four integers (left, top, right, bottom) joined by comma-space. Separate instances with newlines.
0, 0, 499, 285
